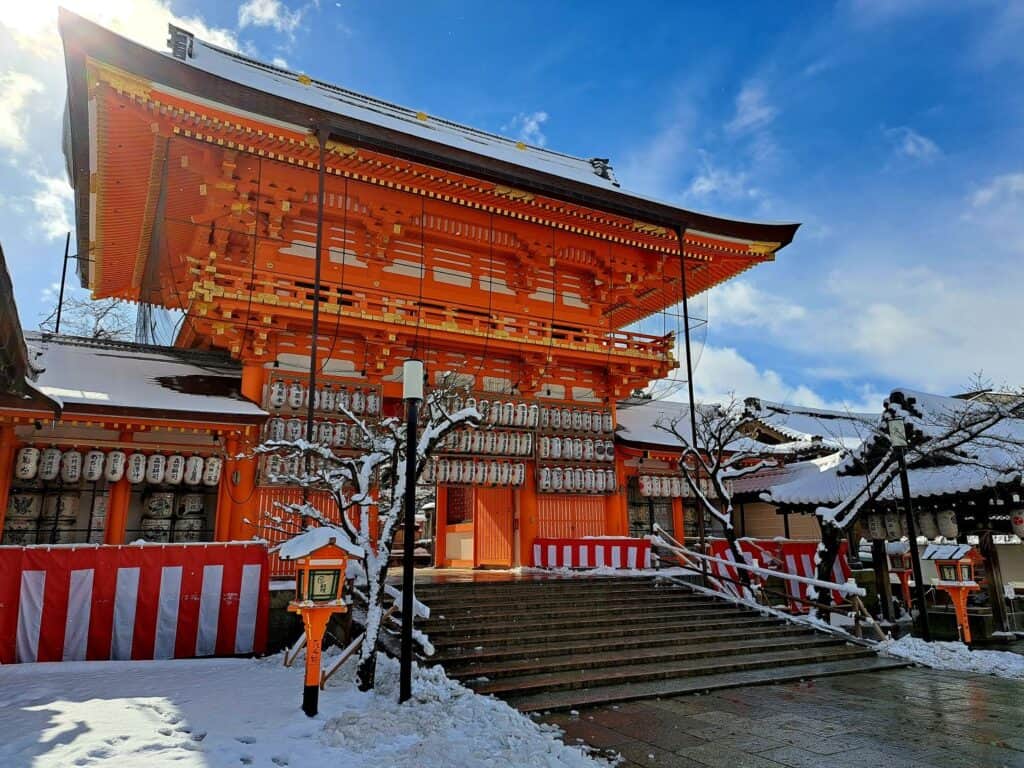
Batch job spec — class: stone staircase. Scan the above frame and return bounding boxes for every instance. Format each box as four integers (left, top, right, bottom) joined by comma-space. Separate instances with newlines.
414, 576, 905, 712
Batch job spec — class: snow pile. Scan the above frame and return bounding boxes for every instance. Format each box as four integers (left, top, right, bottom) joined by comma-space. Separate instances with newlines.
0, 653, 607, 767
878, 636, 1024, 680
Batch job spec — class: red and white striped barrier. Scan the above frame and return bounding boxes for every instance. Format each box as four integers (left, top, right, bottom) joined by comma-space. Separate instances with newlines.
532, 538, 651, 569
0, 543, 269, 664
780, 541, 851, 613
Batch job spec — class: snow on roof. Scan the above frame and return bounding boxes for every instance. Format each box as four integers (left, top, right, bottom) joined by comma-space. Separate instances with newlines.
174, 32, 619, 192
730, 452, 843, 496
745, 398, 877, 451
23, 333, 266, 419
921, 543, 973, 560
275, 525, 364, 561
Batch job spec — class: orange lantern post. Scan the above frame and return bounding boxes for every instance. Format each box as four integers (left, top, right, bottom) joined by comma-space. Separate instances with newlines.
887, 545, 914, 612
278, 531, 361, 717
922, 544, 983, 643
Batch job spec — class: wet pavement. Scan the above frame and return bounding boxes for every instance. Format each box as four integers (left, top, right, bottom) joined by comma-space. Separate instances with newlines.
542, 667, 1024, 767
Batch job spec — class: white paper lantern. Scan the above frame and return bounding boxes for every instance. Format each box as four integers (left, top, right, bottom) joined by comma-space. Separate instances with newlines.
487, 403, 501, 425
515, 403, 528, 427
561, 408, 572, 432
332, 425, 347, 448
937, 509, 959, 539
495, 431, 508, 455
423, 460, 436, 483
540, 467, 552, 491
527, 405, 539, 428
126, 453, 146, 484
462, 459, 474, 484
164, 454, 186, 485
549, 407, 560, 430
351, 389, 366, 414
318, 422, 334, 445
1010, 510, 1024, 538
202, 456, 223, 486
285, 418, 303, 442
605, 469, 616, 492
580, 410, 592, 432
584, 468, 596, 492
917, 512, 939, 540
595, 470, 606, 492
471, 431, 483, 454
366, 391, 381, 416
287, 382, 305, 409
469, 461, 482, 485
320, 386, 336, 412
670, 476, 683, 498
103, 451, 125, 483
269, 380, 287, 409
487, 462, 500, 485
520, 432, 532, 456
477, 400, 489, 421
484, 431, 496, 454
496, 402, 511, 426
39, 448, 62, 481
568, 410, 580, 432
182, 455, 203, 486
602, 412, 614, 433
572, 438, 583, 461
512, 463, 525, 486
265, 454, 283, 480
581, 439, 593, 462
82, 450, 105, 482
15, 447, 40, 480
540, 406, 551, 430
59, 450, 82, 483
337, 388, 351, 412
549, 436, 562, 460
539, 436, 550, 459
552, 467, 564, 491
605, 440, 615, 461
594, 440, 606, 462
563, 467, 575, 492
144, 454, 165, 485
883, 511, 903, 540
267, 418, 285, 442
437, 459, 450, 484
348, 423, 363, 449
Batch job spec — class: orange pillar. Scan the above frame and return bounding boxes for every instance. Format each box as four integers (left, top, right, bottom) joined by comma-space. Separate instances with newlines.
0, 423, 16, 534
605, 453, 629, 537
229, 363, 265, 541
105, 430, 132, 544
434, 485, 448, 567
518, 466, 538, 567
216, 434, 238, 541
672, 497, 685, 541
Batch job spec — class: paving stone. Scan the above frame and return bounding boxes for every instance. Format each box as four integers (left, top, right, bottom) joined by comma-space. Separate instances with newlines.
678, 743, 788, 767
612, 740, 706, 767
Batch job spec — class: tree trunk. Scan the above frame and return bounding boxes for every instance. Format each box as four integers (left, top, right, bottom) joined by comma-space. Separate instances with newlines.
811, 520, 843, 621
979, 530, 1009, 634
355, 555, 390, 691
871, 538, 894, 622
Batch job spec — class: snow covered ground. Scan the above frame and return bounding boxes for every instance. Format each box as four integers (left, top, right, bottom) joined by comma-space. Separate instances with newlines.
0, 652, 607, 767
879, 636, 1024, 680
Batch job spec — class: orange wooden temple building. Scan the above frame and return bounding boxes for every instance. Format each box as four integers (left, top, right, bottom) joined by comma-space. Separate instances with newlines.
10, 10, 798, 570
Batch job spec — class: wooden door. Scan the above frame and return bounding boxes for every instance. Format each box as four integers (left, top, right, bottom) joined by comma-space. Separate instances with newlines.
473, 487, 514, 567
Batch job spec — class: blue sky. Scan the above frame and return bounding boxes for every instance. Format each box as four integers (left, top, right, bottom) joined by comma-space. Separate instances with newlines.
1, 1, 1022, 410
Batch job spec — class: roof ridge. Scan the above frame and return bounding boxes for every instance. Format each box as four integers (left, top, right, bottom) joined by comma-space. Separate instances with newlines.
25, 331, 238, 367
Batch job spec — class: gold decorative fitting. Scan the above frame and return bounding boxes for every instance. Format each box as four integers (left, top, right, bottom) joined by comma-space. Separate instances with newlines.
325, 139, 357, 156
297, 74, 313, 85
90, 60, 153, 100
493, 185, 535, 203
632, 221, 669, 236
515, 141, 526, 150
748, 241, 781, 255
415, 111, 428, 121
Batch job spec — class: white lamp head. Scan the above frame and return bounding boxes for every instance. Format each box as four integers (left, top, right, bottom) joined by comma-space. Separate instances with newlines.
403, 359, 424, 401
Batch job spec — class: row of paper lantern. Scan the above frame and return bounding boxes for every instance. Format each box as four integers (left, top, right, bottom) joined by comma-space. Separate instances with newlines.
426, 459, 526, 487
448, 398, 613, 434
14, 447, 222, 487
268, 380, 381, 416
265, 418, 371, 449
440, 429, 534, 457
865, 510, 960, 541
639, 475, 691, 498
538, 436, 615, 462
539, 466, 617, 494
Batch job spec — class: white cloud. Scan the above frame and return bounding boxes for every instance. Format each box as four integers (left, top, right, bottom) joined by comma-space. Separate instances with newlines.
726, 83, 778, 136
684, 152, 759, 202
884, 126, 941, 162
710, 280, 806, 333
29, 172, 73, 240
0, 71, 43, 152
503, 111, 549, 147
238, 0, 303, 35
687, 344, 884, 412
271, 56, 290, 69
970, 172, 1024, 208
1, 1, 241, 58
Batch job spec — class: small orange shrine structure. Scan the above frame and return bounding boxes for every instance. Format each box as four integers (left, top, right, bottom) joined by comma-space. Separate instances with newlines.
47, 10, 798, 570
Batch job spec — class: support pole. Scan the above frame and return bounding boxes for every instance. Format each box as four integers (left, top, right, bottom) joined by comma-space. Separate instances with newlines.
871, 538, 894, 622
400, 359, 423, 704
674, 226, 707, 587
896, 447, 931, 641
54, 232, 71, 334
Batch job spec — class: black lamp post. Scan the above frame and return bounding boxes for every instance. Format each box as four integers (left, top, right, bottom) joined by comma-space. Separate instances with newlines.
887, 416, 931, 641
399, 359, 423, 703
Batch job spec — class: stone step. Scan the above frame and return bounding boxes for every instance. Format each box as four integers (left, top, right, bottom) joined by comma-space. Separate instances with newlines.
471, 644, 874, 697
447, 634, 841, 681
429, 614, 786, 650
416, 585, 690, 606
422, 599, 731, 624
419, 591, 709, 614
431, 625, 812, 667
423, 606, 750, 638
504, 655, 910, 713
414, 577, 672, 597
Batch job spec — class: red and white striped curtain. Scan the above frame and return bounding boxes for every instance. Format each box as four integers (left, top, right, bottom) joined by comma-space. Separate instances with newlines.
532, 537, 652, 569
0, 543, 269, 664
